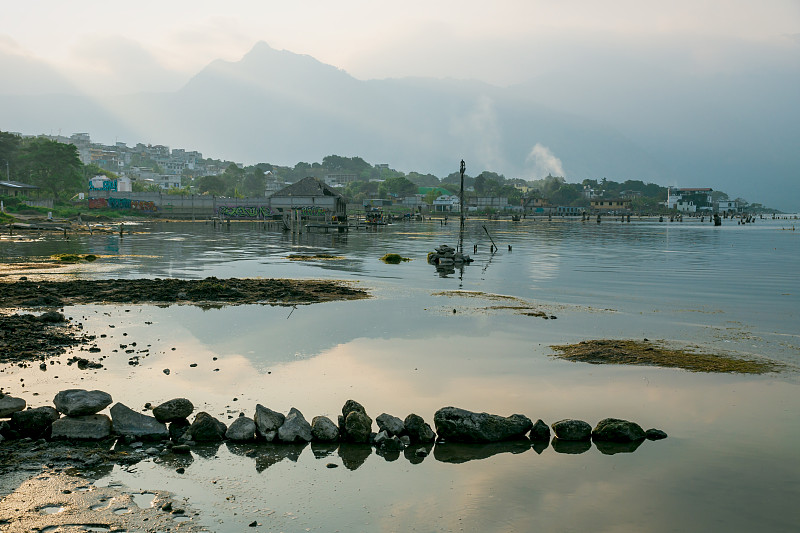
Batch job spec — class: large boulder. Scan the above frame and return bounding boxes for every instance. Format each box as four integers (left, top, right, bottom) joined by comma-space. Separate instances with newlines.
344, 411, 372, 443
53, 389, 112, 416
338, 400, 371, 441
254, 404, 285, 442
51, 414, 112, 440
0, 395, 26, 418
225, 416, 257, 442
404, 413, 436, 443
592, 418, 646, 442
311, 416, 339, 442
152, 398, 194, 423
110, 402, 168, 440
551, 419, 592, 441
10, 406, 60, 438
278, 408, 312, 443
186, 412, 227, 442
433, 407, 532, 443
169, 418, 190, 441
529, 419, 551, 442
376, 413, 405, 436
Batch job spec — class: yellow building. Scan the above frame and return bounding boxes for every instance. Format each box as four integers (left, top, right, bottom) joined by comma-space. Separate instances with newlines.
590, 199, 631, 211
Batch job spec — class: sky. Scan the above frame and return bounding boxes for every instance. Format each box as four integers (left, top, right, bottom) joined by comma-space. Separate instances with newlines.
2, 1, 799, 209
2, 0, 798, 93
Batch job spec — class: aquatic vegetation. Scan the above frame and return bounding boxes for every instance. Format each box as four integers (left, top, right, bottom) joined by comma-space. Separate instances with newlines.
52, 254, 97, 263
380, 253, 410, 264
550, 339, 781, 374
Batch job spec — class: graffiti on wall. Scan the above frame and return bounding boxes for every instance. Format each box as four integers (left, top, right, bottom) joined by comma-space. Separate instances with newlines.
88, 197, 157, 212
296, 206, 328, 216
89, 180, 118, 191
217, 205, 274, 219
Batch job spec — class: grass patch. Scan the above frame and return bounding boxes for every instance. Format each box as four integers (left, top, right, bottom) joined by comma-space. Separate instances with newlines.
433, 290, 523, 303
52, 254, 99, 263
550, 339, 780, 374
380, 253, 410, 264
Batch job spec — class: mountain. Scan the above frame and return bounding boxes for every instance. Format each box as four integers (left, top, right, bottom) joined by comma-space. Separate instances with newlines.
0, 41, 797, 210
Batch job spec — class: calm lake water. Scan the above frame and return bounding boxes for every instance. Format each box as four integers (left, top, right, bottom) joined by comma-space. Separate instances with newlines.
2, 216, 799, 532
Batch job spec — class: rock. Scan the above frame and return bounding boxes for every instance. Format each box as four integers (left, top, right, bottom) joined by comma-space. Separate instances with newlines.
645, 428, 668, 440
186, 412, 227, 442
404, 413, 436, 443
529, 419, 550, 441
226, 416, 257, 442
0, 395, 26, 417
433, 407, 532, 443
381, 435, 405, 452
278, 408, 312, 443
344, 411, 372, 443
169, 418, 190, 441
374, 430, 389, 446
152, 398, 194, 423
172, 444, 191, 454
339, 399, 370, 441
311, 416, 339, 442
376, 413, 405, 436
254, 404, 285, 442
50, 414, 112, 440
551, 419, 592, 441
37, 311, 65, 322
110, 402, 168, 440
10, 406, 60, 438
592, 418, 646, 442
53, 389, 112, 416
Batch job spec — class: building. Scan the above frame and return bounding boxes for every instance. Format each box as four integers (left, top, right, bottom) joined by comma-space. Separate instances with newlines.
716, 200, 739, 213
666, 187, 713, 212
0, 180, 40, 197
323, 173, 358, 187
590, 199, 632, 212
433, 195, 460, 212
269, 177, 347, 219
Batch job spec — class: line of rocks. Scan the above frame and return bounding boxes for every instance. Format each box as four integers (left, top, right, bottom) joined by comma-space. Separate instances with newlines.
0, 391, 667, 451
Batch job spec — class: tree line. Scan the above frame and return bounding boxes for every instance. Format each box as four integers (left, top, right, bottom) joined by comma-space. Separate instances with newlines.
2, 130, 755, 211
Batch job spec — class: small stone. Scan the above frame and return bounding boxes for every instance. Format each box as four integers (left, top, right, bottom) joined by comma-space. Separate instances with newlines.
249, 520, 258, 527
175, 467, 185, 474
163, 369, 170, 375
646, 428, 668, 440
326, 463, 338, 468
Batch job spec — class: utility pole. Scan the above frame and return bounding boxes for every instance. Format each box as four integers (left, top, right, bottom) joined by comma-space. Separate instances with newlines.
459, 159, 466, 253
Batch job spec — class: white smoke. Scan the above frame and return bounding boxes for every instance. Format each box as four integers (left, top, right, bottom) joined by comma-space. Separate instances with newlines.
525, 143, 565, 178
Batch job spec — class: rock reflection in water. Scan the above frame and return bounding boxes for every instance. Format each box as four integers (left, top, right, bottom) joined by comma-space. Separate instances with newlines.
190, 442, 222, 460
404, 443, 434, 464
531, 440, 549, 455
433, 440, 531, 464
338, 443, 372, 470
249, 443, 307, 473
311, 442, 339, 459
155, 452, 194, 470
551, 438, 591, 455
593, 438, 644, 455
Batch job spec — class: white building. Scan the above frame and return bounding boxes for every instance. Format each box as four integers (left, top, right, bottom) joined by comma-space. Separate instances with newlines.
433, 195, 460, 212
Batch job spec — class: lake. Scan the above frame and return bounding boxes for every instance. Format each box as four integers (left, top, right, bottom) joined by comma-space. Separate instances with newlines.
2, 215, 799, 532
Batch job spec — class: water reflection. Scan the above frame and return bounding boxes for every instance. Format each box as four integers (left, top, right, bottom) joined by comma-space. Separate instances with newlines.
551, 438, 592, 455
338, 443, 372, 470
433, 440, 532, 463
593, 438, 644, 455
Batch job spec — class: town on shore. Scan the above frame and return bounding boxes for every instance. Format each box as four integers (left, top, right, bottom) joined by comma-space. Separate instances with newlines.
0, 130, 788, 224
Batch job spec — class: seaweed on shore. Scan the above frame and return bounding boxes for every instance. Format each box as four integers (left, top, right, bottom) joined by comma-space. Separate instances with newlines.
550, 339, 780, 374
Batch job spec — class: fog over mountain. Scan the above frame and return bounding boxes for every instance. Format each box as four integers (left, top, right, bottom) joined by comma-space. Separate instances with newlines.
1, 40, 798, 210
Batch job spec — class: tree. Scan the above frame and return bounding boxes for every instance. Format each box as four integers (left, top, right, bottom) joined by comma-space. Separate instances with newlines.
84, 163, 118, 179
0, 131, 21, 179
195, 175, 227, 196
378, 176, 417, 198
242, 167, 266, 197
17, 138, 83, 198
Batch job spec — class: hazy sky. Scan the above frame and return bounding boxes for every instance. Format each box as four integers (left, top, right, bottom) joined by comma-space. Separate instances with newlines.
3, 0, 798, 92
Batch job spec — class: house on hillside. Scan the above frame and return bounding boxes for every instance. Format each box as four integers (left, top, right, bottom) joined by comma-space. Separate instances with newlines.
269, 177, 347, 219
666, 187, 713, 212
0, 180, 40, 197
590, 199, 632, 212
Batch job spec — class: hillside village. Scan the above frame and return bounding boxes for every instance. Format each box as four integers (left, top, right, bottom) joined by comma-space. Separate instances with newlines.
0, 131, 776, 218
